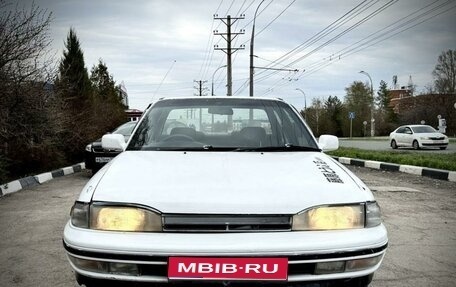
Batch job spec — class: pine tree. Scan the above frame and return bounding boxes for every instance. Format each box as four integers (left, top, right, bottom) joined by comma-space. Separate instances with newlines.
90, 59, 126, 133
57, 28, 92, 111
323, 96, 345, 137
375, 80, 397, 135
55, 28, 93, 161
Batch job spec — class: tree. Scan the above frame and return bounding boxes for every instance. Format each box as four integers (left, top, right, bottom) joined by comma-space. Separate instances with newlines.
57, 28, 92, 110
0, 1, 64, 182
432, 49, 456, 94
321, 96, 345, 137
90, 59, 126, 135
55, 28, 93, 161
375, 80, 397, 135
304, 98, 324, 136
344, 81, 373, 137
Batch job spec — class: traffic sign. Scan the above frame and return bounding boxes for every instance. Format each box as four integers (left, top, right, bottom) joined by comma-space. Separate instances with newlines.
348, 112, 355, 119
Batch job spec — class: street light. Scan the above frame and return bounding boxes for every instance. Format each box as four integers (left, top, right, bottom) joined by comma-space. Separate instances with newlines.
249, 0, 265, 97
211, 65, 227, 96
295, 88, 307, 121
359, 70, 375, 137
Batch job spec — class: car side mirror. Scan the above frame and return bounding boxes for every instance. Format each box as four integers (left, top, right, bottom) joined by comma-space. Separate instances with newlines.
319, 135, 339, 152
102, 134, 127, 151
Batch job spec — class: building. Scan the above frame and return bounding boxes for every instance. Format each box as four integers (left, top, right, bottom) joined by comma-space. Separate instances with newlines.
389, 87, 413, 114
125, 109, 143, 122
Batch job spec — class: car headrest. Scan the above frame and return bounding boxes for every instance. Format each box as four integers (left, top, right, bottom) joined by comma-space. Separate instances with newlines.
239, 127, 266, 141
170, 127, 197, 138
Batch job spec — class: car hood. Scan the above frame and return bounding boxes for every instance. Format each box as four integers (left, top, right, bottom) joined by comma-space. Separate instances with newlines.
89, 151, 373, 214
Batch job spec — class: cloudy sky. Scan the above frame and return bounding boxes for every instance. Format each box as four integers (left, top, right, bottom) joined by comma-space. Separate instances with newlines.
15, 0, 456, 110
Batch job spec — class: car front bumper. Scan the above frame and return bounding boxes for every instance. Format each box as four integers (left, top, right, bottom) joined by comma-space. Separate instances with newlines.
63, 221, 388, 283
420, 140, 448, 147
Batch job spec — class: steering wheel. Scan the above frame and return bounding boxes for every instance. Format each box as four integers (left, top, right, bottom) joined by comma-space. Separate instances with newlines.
162, 134, 194, 142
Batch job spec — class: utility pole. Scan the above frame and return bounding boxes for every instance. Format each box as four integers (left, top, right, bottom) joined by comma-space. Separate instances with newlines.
250, 0, 265, 98
359, 71, 375, 137
194, 80, 208, 97
193, 80, 208, 130
214, 14, 245, 96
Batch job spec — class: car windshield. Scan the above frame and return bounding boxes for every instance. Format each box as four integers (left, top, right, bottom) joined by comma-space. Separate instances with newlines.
411, 125, 437, 133
113, 121, 137, 136
127, 98, 319, 151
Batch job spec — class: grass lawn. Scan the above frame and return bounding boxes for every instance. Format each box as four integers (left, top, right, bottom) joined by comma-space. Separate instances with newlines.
327, 147, 456, 172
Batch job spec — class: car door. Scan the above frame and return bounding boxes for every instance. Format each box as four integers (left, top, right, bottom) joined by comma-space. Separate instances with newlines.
394, 127, 405, 146
403, 127, 414, 147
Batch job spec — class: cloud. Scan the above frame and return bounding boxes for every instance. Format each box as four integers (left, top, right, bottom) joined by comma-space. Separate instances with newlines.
16, 0, 456, 110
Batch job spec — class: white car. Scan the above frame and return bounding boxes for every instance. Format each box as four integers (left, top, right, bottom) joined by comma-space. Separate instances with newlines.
64, 97, 388, 287
389, 125, 449, 150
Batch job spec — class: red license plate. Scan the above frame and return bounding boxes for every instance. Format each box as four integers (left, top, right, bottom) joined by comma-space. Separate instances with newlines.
168, 257, 288, 281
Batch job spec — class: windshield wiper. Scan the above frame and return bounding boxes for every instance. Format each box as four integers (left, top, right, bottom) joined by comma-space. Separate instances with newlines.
235, 144, 321, 152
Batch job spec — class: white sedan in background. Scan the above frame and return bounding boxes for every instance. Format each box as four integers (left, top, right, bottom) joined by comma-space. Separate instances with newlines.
389, 125, 449, 150
64, 97, 387, 287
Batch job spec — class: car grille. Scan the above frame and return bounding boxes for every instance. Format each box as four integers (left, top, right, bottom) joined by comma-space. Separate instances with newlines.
429, 137, 444, 140
162, 215, 292, 232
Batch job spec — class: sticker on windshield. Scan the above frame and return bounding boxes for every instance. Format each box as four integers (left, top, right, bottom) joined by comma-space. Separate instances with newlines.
313, 157, 344, 184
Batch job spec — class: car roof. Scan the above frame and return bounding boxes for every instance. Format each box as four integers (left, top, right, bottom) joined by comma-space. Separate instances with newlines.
403, 124, 432, 128
156, 96, 286, 102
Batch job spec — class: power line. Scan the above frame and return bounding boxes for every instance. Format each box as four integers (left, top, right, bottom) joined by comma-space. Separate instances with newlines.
150, 60, 176, 102
255, 0, 297, 38
251, 0, 380, 83
254, 0, 376, 76
302, 0, 456, 77
254, 0, 398, 86
259, 0, 456, 97
198, 0, 224, 80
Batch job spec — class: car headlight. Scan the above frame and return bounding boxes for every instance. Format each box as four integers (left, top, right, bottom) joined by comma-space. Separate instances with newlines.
292, 202, 382, 231
420, 137, 429, 140
70, 202, 162, 232
90, 205, 162, 232
85, 144, 92, 152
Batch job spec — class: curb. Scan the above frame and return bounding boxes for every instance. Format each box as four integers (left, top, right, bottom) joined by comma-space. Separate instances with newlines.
331, 156, 456, 182
0, 163, 85, 197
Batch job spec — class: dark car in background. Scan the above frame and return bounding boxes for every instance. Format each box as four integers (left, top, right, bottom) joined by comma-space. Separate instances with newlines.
84, 121, 137, 173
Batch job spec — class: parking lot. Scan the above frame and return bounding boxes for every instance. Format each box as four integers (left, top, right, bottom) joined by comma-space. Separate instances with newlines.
0, 167, 455, 287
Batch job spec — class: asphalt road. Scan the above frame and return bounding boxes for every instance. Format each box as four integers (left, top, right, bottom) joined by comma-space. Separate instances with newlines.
339, 139, 456, 153
0, 168, 455, 287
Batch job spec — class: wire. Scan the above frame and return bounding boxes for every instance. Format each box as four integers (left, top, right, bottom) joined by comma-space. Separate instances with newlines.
198, 0, 225, 80
254, 0, 376, 74
302, 0, 456, 77
150, 60, 176, 102
252, 0, 380, 83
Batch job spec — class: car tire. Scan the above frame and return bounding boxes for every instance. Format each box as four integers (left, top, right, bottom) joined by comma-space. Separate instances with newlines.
440, 147, 447, 150
412, 140, 420, 150
391, 140, 398, 149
